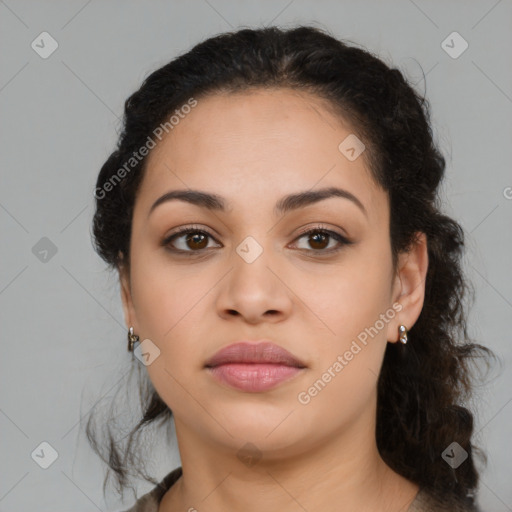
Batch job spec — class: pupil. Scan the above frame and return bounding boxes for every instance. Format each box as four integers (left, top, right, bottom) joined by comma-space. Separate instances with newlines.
188, 233, 207, 249
311, 232, 327, 249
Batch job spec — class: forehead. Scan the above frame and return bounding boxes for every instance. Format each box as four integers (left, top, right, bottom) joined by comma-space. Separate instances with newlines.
138, 88, 387, 222
148, 87, 359, 164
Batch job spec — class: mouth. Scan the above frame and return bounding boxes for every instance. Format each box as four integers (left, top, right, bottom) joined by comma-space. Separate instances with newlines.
204, 341, 307, 392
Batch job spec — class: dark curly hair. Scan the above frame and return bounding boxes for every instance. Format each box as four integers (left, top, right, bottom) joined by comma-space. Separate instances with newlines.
87, 24, 498, 507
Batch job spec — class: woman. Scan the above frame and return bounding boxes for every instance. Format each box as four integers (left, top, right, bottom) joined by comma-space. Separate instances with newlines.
87, 25, 495, 512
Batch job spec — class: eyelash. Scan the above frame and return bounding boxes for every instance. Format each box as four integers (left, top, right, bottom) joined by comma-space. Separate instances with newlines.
161, 223, 353, 256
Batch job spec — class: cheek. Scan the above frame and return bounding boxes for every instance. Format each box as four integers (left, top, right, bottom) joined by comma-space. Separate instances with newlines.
129, 247, 197, 349
129, 258, 209, 411
298, 252, 393, 405
304, 254, 393, 340
296, 270, 390, 424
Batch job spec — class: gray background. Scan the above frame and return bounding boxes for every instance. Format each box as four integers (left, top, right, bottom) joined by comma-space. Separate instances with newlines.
1, 1, 511, 511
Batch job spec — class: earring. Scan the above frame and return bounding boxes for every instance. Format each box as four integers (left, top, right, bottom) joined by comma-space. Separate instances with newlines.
398, 324, 408, 344
127, 326, 140, 352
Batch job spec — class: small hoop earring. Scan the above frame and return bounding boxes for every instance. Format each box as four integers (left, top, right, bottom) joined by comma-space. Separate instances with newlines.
127, 326, 140, 352
398, 324, 408, 344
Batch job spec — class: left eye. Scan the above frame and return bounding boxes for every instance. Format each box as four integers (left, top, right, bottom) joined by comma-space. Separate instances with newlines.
291, 228, 350, 252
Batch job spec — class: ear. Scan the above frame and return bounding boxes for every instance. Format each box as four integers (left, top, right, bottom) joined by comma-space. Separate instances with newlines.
118, 254, 137, 331
386, 232, 428, 343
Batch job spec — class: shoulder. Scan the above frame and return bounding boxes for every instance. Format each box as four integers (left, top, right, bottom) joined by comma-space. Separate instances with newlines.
408, 487, 483, 512
119, 466, 183, 512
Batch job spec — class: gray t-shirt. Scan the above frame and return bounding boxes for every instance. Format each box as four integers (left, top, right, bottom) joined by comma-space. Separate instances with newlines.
121, 467, 482, 512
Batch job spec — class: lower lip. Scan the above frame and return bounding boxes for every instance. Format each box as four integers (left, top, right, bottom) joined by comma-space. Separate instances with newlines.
206, 363, 303, 392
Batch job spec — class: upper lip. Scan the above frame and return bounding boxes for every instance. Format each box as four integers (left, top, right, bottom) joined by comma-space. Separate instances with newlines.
205, 341, 306, 368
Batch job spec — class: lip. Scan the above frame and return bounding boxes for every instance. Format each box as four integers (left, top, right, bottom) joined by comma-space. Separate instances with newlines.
205, 341, 306, 392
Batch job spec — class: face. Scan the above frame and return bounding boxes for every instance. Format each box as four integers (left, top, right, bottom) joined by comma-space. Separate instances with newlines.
120, 88, 426, 460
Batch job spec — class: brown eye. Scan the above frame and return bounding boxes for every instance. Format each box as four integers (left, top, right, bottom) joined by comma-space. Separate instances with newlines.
162, 227, 221, 253
183, 232, 209, 250
292, 227, 352, 254
307, 231, 330, 250
162, 225, 352, 256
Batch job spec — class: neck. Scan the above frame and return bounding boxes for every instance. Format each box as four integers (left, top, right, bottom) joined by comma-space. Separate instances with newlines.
159, 408, 419, 512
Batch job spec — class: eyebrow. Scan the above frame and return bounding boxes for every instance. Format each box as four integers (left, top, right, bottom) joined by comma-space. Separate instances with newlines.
148, 186, 367, 218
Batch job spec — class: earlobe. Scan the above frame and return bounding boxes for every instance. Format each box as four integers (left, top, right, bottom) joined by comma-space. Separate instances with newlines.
387, 232, 429, 342
119, 262, 137, 330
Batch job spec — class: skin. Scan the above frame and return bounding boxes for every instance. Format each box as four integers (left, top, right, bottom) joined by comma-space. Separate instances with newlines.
119, 88, 429, 512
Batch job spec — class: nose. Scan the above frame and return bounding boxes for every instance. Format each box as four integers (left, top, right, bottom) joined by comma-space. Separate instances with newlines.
215, 242, 293, 325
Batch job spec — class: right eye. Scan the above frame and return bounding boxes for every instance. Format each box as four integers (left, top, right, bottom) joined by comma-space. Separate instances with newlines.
161, 226, 222, 254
